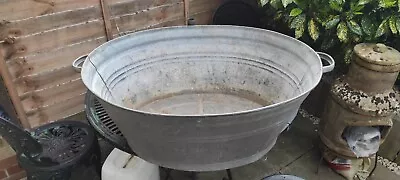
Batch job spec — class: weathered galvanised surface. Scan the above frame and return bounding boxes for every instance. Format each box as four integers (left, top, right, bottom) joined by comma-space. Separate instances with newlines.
79, 26, 334, 171
320, 43, 400, 157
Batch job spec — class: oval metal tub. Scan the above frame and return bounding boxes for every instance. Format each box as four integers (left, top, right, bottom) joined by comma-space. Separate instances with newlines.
78, 25, 334, 171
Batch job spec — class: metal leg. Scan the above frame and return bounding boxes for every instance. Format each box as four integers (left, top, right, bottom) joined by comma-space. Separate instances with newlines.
368, 154, 378, 178
316, 155, 324, 174
222, 169, 233, 180
164, 168, 173, 180
164, 169, 232, 180
190, 172, 198, 180
226, 169, 233, 180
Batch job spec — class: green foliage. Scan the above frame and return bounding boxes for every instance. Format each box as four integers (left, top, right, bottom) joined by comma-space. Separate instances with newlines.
375, 18, 389, 37
337, 22, 349, 42
309, 19, 320, 40
290, 8, 303, 16
282, 0, 294, 7
347, 20, 363, 35
325, 15, 341, 29
379, 0, 397, 8
261, 0, 400, 67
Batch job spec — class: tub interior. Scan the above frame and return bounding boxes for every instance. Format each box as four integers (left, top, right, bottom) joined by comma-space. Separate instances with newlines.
82, 26, 322, 115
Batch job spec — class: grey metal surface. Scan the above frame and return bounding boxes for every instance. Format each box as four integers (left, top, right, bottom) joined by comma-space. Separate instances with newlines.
79, 25, 333, 171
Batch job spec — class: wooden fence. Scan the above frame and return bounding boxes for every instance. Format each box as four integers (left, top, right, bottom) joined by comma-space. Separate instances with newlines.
0, 0, 222, 128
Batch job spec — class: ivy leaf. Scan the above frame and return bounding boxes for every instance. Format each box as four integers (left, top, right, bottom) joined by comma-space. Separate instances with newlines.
378, 0, 397, 8
347, 20, 363, 36
361, 16, 377, 36
389, 16, 398, 34
337, 22, 349, 43
375, 19, 389, 38
308, 19, 320, 41
260, 0, 270, 6
282, 0, 293, 7
290, 8, 303, 17
329, 0, 344, 12
290, 14, 306, 29
270, 0, 283, 9
325, 15, 340, 29
358, 0, 372, 5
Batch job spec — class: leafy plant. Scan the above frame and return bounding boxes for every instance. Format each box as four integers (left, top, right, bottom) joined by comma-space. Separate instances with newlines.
260, 0, 400, 67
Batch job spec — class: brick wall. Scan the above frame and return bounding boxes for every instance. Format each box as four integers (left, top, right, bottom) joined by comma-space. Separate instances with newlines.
1, 71, 26, 180
0, 140, 26, 180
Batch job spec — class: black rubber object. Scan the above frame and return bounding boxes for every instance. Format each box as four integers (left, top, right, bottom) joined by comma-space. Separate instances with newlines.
213, 0, 261, 28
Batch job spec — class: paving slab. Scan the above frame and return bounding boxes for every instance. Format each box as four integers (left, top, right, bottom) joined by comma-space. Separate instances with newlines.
160, 114, 400, 180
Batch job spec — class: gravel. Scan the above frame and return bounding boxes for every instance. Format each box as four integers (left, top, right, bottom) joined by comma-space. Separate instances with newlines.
378, 156, 400, 175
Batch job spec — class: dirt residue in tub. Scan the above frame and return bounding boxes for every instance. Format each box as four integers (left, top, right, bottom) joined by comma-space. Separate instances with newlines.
122, 88, 274, 115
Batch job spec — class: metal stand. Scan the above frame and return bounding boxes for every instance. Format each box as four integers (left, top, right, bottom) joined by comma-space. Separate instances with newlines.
164, 168, 233, 180
224, 169, 233, 180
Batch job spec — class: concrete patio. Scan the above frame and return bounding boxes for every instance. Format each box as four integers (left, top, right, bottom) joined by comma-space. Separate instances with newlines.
64, 109, 400, 180
15, 110, 398, 180
110, 113, 399, 180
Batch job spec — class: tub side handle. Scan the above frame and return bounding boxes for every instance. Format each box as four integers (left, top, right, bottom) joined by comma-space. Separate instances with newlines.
317, 52, 335, 73
72, 55, 88, 73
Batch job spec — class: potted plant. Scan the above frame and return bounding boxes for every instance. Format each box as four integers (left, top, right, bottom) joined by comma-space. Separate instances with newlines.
259, 0, 400, 116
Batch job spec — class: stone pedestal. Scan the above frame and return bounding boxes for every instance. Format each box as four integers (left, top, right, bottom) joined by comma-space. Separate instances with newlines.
320, 43, 400, 158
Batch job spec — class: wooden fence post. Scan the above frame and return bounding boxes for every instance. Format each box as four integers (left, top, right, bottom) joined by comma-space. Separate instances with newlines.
184, 0, 189, 25
0, 45, 30, 128
100, 0, 113, 41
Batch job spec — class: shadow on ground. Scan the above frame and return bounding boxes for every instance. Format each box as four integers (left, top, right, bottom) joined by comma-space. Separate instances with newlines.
93, 114, 399, 180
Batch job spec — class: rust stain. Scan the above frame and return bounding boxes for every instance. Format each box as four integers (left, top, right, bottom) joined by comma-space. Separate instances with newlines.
4, 46, 17, 60
10, 57, 29, 78
4, 44, 27, 59
8, 29, 22, 36
17, 78, 37, 94
40, 7, 54, 16
16, 45, 27, 54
